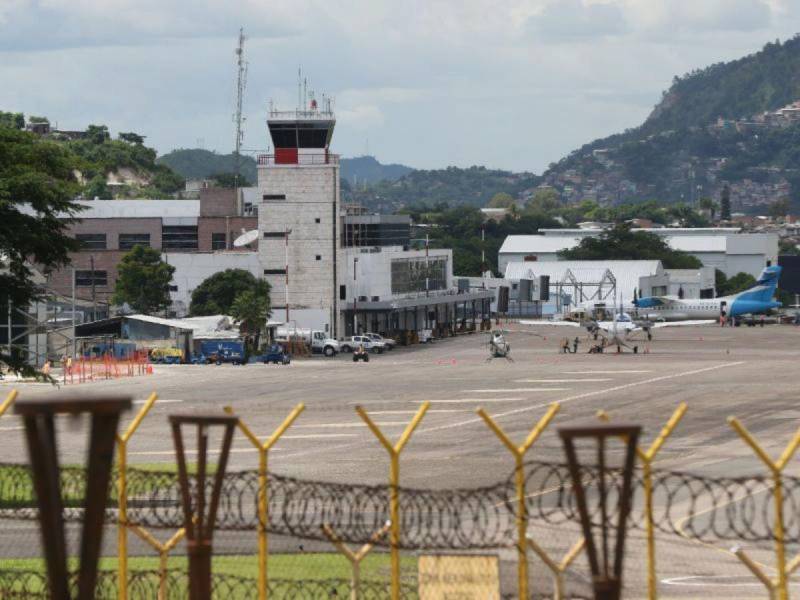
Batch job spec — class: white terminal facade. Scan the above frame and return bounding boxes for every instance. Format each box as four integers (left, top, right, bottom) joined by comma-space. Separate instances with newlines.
257, 96, 492, 338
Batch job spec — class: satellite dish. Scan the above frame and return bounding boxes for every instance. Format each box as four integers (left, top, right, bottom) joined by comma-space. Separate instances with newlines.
233, 229, 259, 248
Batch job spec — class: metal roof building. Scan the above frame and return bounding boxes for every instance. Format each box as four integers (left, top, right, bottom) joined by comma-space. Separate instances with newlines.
499, 229, 777, 279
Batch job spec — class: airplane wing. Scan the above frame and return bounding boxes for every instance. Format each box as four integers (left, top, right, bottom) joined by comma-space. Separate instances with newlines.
519, 320, 581, 328
651, 320, 716, 328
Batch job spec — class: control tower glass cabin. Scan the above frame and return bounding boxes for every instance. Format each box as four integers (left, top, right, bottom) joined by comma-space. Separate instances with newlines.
266, 98, 336, 165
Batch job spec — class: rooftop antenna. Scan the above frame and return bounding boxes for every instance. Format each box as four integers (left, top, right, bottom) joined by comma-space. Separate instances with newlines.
297, 67, 302, 112
233, 27, 248, 191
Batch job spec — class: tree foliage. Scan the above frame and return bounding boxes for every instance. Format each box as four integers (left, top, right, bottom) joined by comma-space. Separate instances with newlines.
210, 172, 252, 188
558, 224, 703, 268
487, 192, 516, 209
716, 271, 757, 296
112, 246, 175, 314
189, 269, 269, 316
0, 126, 83, 375
0, 112, 25, 130
231, 288, 271, 352
720, 185, 732, 221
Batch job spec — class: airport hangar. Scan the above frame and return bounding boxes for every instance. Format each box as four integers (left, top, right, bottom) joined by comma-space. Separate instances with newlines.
498, 227, 778, 280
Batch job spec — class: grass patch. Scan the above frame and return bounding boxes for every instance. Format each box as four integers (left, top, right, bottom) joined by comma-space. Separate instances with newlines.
0, 552, 417, 581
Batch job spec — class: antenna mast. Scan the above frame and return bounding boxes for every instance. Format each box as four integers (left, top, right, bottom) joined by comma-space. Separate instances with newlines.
233, 27, 247, 190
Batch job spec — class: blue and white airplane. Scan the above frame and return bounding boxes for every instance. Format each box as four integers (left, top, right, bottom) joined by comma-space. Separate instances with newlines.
634, 265, 782, 321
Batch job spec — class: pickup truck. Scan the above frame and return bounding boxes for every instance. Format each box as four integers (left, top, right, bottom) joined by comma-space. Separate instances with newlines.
339, 335, 386, 354
365, 333, 396, 350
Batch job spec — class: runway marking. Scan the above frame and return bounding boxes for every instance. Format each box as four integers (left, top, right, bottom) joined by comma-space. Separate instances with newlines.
417, 362, 745, 435
292, 422, 408, 429
464, 388, 569, 393
135, 398, 183, 405
560, 370, 651, 374
514, 379, 611, 383
369, 410, 470, 415
419, 398, 525, 404
280, 433, 358, 440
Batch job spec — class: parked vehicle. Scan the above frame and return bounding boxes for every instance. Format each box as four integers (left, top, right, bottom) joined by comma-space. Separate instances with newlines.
365, 333, 396, 350
258, 344, 291, 365
340, 335, 386, 354
275, 328, 339, 356
199, 340, 245, 365
149, 347, 183, 364
352, 345, 370, 362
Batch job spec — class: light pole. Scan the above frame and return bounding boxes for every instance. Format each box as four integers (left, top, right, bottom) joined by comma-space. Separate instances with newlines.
353, 257, 358, 335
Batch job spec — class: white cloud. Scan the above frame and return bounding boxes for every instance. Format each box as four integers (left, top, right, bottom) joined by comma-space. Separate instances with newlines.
1, 0, 799, 171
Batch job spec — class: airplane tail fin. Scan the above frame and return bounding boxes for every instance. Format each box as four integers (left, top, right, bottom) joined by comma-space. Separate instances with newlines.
737, 265, 781, 302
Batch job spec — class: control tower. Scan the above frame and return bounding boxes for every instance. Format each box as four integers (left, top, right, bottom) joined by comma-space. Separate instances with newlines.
257, 93, 341, 336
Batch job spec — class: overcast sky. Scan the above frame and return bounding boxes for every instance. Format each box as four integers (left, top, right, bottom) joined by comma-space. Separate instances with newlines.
1, 0, 799, 172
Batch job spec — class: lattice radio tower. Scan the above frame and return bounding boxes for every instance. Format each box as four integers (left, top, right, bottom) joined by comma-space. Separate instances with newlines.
233, 27, 248, 189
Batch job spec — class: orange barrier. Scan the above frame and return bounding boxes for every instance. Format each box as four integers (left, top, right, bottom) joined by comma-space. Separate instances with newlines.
64, 351, 151, 385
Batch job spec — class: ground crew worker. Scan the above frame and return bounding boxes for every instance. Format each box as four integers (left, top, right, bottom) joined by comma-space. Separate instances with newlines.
560, 338, 570, 354
572, 337, 580, 354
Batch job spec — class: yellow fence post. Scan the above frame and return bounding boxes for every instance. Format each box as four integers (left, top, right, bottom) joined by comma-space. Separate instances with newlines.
598, 402, 687, 600
0, 389, 18, 418
477, 402, 560, 600
356, 402, 429, 600
128, 525, 186, 600
526, 535, 585, 600
728, 417, 800, 600
321, 521, 391, 600
223, 403, 305, 600
116, 392, 158, 600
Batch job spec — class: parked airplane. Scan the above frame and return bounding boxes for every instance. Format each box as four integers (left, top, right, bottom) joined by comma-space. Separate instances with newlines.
519, 312, 714, 348
633, 265, 782, 321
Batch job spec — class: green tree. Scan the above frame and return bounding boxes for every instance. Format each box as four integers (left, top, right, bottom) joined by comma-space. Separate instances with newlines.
525, 188, 561, 213
558, 223, 703, 268
210, 172, 252, 188
769, 198, 790, 220
0, 112, 24, 130
0, 126, 82, 376
83, 175, 112, 199
190, 269, 269, 316
28, 116, 49, 124
86, 124, 110, 144
724, 272, 757, 295
112, 246, 175, 314
715, 269, 729, 296
720, 185, 731, 221
698, 196, 717, 221
231, 288, 271, 353
779, 239, 800, 255
487, 192, 515, 209
118, 132, 145, 145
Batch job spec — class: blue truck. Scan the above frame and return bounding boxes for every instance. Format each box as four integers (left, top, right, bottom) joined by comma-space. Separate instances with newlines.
197, 340, 245, 365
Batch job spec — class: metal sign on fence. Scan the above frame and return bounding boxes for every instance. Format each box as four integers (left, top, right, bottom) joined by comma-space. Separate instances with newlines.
418, 554, 500, 600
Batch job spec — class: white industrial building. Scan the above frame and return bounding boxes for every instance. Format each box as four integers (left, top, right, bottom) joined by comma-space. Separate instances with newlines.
257, 94, 492, 339
498, 228, 778, 279
499, 260, 716, 314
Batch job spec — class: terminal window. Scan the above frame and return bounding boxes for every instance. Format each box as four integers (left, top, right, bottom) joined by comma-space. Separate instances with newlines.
119, 233, 151, 250
75, 233, 107, 250
391, 257, 448, 295
264, 269, 287, 275
262, 194, 286, 201
211, 232, 227, 250
75, 270, 108, 287
162, 226, 198, 250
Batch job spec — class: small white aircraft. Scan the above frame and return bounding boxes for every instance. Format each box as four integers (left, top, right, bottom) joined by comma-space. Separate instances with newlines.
519, 312, 715, 350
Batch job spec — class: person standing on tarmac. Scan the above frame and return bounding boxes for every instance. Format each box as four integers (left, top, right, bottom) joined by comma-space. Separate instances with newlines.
572, 337, 580, 354
561, 338, 570, 354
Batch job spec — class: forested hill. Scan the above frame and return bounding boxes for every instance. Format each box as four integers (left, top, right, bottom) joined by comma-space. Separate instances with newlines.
343, 166, 540, 212
542, 35, 800, 213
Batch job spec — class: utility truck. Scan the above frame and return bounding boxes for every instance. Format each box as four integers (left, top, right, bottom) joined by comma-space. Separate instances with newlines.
275, 328, 339, 357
